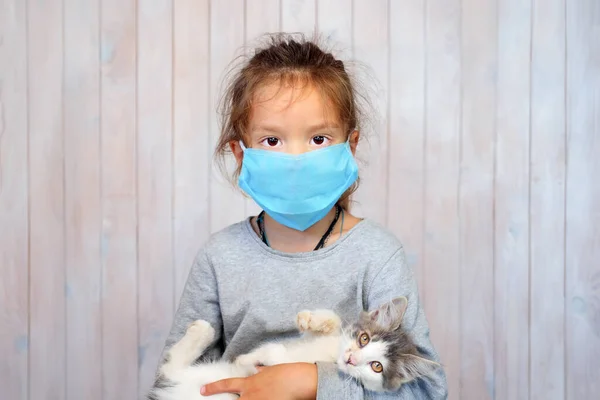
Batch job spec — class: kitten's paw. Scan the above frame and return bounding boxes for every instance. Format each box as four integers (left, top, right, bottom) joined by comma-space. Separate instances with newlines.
296, 309, 341, 334
296, 311, 313, 331
165, 320, 215, 369
186, 320, 215, 342
176, 319, 215, 355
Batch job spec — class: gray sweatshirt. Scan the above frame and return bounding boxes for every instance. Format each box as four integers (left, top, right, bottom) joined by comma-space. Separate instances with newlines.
159, 218, 448, 399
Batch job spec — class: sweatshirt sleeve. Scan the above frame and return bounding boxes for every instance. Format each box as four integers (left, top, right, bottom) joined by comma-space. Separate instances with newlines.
156, 248, 223, 366
315, 247, 448, 400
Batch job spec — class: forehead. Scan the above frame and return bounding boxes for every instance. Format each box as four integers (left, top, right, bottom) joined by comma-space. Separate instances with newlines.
355, 317, 381, 333
250, 81, 341, 127
362, 339, 389, 359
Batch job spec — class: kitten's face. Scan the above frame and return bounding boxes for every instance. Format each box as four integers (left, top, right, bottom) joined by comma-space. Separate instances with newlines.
336, 297, 440, 392
336, 324, 389, 391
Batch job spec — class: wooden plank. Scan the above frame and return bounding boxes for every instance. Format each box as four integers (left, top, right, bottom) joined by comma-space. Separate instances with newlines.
530, 0, 569, 398
63, 0, 102, 398
281, 0, 316, 35
350, 0, 389, 224
387, 0, 425, 294
209, 0, 246, 232
565, 1, 600, 398
0, 1, 29, 399
137, 0, 174, 396
173, 0, 211, 299
317, 0, 352, 52
423, 0, 461, 397
459, 0, 497, 398
494, 0, 531, 399
100, 0, 139, 398
530, 1, 566, 399
244, 0, 280, 218
245, 0, 280, 43
27, 0, 66, 398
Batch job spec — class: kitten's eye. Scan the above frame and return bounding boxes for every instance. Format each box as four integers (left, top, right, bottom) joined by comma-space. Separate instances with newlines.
260, 137, 280, 147
359, 333, 370, 347
371, 361, 383, 373
311, 135, 329, 146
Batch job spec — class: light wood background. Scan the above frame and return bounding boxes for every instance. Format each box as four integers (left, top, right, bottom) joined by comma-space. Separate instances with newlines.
1, 0, 598, 399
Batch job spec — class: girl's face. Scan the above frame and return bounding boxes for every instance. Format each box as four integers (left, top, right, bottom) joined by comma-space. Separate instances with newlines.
231, 82, 359, 164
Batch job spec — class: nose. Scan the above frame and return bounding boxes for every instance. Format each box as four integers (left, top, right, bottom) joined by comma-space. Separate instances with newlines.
287, 143, 308, 155
346, 353, 358, 366
285, 138, 311, 155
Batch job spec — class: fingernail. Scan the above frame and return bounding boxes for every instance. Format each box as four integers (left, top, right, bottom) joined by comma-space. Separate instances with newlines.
200, 386, 206, 394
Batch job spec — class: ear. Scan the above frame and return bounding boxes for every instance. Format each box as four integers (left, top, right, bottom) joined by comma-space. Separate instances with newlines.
391, 296, 408, 318
398, 354, 441, 383
229, 140, 244, 168
368, 296, 408, 331
349, 130, 360, 155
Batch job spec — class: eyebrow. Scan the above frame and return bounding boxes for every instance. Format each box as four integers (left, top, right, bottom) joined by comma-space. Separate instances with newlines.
251, 122, 342, 133
251, 124, 285, 134
307, 122, 341, 132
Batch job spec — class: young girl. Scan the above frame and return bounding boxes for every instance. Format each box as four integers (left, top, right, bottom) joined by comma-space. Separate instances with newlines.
157, 34, 448, 399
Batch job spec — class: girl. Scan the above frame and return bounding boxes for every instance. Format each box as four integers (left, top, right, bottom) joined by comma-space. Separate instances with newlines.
157, 34, 448, 399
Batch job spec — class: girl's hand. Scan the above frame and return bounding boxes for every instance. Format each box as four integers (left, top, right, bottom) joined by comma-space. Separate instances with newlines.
200, 362, 318, 399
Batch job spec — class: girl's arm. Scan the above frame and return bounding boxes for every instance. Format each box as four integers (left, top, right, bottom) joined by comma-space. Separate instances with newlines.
315, 247, 449, 400
156, 249, 223, 366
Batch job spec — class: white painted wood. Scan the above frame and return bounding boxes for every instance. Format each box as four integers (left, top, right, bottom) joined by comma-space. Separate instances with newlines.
565, 0, 600, 398
0, 1, 29, 399
459, 0, 497, 398
1, 2, 598, 399
423, 0, 462, 396
494, 0, 531, 399
388, 0, 426, 297
27, 0, 66, 399
137, 0, 174, 396
317, 0, 352, 56
173, 0, 211, 302
100, 0, 139, 398
64, 0, 102, 398
530, 1, 566, 399
246, 0, 280, 39
209, 0, 247, 232
281, 0, 316, 35
350, 0, 389, 224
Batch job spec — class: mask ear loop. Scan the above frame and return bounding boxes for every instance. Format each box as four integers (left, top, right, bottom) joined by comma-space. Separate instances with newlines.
239, 140, 247, 151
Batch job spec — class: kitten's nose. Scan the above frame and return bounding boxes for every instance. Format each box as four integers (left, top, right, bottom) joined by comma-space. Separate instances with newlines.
346, 354, 358, 366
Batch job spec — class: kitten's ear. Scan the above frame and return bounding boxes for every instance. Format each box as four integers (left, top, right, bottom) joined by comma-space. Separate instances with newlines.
368, 296, 408, 330
398, 354, 441, 383
391, 296, 408, 319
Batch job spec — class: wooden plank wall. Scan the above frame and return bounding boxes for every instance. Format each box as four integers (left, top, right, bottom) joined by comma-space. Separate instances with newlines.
0, 0, 598, 399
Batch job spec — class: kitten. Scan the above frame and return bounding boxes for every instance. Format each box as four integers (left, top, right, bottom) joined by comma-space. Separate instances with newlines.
336, 297, 441, 392
148, 297, 439, 400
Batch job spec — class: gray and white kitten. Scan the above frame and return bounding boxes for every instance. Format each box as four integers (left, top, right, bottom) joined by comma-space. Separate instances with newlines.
336, 297, 441, 391
148, 297, 440, 400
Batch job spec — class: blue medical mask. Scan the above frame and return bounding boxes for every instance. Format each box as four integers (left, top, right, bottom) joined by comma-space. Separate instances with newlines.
238, 140, 359, 231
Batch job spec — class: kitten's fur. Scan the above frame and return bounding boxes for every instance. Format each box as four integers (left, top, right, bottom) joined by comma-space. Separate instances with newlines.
148, 297, 439, 400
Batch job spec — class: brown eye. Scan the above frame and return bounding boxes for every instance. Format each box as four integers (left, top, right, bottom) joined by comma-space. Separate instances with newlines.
266, 137, 279, 146
312, 135, 326, 145
359, 333, 370, 347
371, 361, 383, 373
